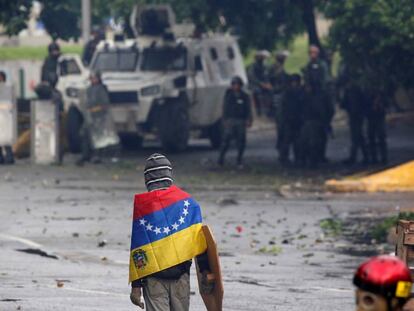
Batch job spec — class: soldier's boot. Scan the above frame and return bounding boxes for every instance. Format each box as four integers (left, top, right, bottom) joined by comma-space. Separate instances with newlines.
4, 146, 14, 164
0, 148, 4, 164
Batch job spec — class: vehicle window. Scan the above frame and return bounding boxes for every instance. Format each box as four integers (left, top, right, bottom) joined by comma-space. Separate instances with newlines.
59, 59, 81, 76
91, 50, 139, 72
210, 48, 218, 61
194, 55, 203, 71
218, 60, 234, 80
141, 46, 187, 71
227, 46, 235, 60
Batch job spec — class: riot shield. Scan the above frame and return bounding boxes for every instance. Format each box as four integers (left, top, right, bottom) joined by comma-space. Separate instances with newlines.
31, 100, 59, 164
0, 85, 17, 146
79, 89, 120, 150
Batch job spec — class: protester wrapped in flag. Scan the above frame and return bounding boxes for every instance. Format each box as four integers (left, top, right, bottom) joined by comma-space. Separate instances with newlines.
129, 178, 207, 282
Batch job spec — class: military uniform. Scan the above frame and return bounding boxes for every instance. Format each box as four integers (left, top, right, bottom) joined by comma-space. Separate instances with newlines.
41, 55, 59, 86
268, 63, 290, 148
366, 92, 388, 164
303, 59, 334, 162
278, 83, 305, 164
82, 38, 99, 66
297, 89, 332, 168
247, 60, 268, 116
341, 83, 368, 164
218, 88, 252, 166
78, 83, 111, 163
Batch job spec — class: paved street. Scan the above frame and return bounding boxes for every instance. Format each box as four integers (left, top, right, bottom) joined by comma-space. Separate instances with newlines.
1, 116, 414, 310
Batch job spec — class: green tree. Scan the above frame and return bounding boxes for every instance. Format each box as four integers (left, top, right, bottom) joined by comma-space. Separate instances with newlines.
39, 0, 81, 41
0, 0, 32, 36
325, 0, 414, 91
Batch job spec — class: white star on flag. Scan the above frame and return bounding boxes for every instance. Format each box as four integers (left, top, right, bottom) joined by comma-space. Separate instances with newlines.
183, 208, 189, 216
146, 223, 153, 231
139, 219, 147, 226
184, 200, 190, 208
179, 216, 185, 224
172, 223, 179, 230
163, 227, 171, 234
154, 227, 161, 235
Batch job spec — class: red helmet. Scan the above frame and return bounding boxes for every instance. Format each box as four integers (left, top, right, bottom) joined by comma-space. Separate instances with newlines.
353, 255, 412, 301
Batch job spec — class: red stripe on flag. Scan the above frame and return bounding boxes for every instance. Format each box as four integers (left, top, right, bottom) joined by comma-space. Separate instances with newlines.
133, 185, 191, 219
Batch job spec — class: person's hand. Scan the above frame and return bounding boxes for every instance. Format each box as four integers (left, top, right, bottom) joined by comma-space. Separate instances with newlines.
130, 287, 145, 309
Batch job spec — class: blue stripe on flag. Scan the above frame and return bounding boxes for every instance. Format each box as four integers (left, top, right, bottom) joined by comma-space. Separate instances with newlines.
131, 197, 202, 250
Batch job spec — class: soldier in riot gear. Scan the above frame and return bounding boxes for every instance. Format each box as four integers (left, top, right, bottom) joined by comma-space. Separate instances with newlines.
0, 71, 15, 164
366, 89, 389, 165
76, 71, 111, 166
268, 51, 290, 149
278, 74, 305, 165
247, 51, 270, 116
340, 72, 369, 165
218, 76, 252, 168
302, 45, 334, 163
41, 41, 61, 87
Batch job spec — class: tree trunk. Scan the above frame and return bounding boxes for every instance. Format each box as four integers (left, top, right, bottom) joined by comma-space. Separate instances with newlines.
297, 0, 325, 58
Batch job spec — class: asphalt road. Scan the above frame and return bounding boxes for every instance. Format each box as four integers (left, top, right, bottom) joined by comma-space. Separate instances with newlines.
1, 115, 414, 311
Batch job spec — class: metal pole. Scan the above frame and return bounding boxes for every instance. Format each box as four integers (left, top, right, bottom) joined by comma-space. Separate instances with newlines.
82, 0, 91, 43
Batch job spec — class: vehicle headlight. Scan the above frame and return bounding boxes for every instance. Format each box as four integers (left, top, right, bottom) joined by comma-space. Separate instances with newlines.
141, 85, 161, 97
66, 87, 79, 98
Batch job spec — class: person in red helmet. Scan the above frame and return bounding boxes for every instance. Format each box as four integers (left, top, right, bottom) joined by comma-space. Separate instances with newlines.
353, 255, 412, 311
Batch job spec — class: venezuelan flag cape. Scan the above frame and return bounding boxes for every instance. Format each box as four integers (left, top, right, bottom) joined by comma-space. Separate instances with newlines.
129, 185, 207, 282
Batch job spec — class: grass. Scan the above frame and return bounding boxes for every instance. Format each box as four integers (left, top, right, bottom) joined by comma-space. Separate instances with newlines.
320, 218, 343, 236
0, 45, 82, 60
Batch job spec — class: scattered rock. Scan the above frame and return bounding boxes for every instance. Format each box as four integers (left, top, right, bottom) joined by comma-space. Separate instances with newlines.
72, 233, 79, 238
217, 197, 239, 206
302, 253, 314, 258
98, 240, 107, 247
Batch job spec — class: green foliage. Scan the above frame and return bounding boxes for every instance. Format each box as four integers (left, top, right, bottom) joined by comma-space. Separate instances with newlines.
0, 45, 82, 60
39, 0, 81, 41
372, 212, 414, 243
324, 0, 414, 91
320, 218, 343, 236
0, 0, 32, 35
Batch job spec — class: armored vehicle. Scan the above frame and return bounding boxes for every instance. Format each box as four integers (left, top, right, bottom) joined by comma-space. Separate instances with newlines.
56, 5, 247, 152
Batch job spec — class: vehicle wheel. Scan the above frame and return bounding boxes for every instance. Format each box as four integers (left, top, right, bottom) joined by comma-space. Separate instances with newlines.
159, 100, 190, 152
208, 119, 223, 149
66, 106, 83, 153
119, 133, 143, 151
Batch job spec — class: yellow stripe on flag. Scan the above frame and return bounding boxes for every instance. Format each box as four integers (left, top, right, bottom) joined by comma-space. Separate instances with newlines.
129, 223, 207, 282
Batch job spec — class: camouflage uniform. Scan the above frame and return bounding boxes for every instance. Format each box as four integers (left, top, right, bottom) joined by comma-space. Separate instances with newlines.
268, 63, 290, 148
297, 88, 332, 168
303, 59, 334, 162
277, 81, 305, 164
366, 91, 388, 164
218, 88, 252, 166
79, 83, 111, 163
247, 60, 268, 116
341, 83, 369, 164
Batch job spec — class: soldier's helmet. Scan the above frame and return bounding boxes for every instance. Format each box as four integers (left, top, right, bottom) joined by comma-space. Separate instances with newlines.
231, 76, 244, 87
48, 42, 60, 53
353, 256, 412, 308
